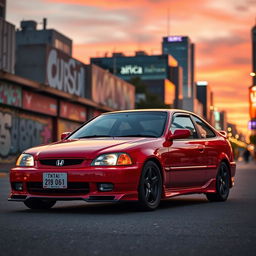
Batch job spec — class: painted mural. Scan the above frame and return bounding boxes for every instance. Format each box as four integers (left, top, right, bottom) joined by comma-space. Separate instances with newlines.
91, 65, 135, 110
0, 82, 22, 107
0, 107, 53, 162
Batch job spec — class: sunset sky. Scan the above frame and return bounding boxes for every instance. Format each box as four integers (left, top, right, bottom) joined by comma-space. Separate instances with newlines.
7, 0, 256, 137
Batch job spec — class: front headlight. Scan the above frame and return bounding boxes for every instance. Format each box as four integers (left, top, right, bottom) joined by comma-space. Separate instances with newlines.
16, 153, 34, 167
91, 153, 132, 166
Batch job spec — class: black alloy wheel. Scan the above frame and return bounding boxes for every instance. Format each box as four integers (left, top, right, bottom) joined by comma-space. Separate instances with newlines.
24, 198, 56, 210
206, 162, 230, 202
138, 161, 162, 210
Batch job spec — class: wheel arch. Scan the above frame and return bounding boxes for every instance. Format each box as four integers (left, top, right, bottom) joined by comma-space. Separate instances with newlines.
219, 157, 232, 188
139, 157, 166, 198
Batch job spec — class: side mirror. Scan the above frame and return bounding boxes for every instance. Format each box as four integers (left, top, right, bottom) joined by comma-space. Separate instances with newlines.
167, 129, 191, 140
219, 130, 228, 138
61, 132, 71, 140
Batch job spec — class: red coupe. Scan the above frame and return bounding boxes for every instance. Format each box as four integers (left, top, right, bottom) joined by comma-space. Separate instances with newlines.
9, 109, 236, 210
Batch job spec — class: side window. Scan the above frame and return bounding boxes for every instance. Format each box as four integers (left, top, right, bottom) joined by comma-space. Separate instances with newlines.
171, 115, 198, 139
192, 116, 216, 138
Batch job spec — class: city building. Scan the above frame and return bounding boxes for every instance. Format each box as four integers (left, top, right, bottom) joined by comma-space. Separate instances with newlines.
91, 52, 182, 108
162, 36, 195, 100
0, 0, 15, 73
214, 110, 227, 131
196, 81, 212, 122
0, 19, 135, 168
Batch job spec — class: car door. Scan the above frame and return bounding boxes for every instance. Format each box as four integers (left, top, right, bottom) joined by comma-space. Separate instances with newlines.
190, 115, 219, 182
165, 113, 208, 189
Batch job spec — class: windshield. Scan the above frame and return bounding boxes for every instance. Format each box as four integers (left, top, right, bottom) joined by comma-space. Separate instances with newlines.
69, 111, 167, 139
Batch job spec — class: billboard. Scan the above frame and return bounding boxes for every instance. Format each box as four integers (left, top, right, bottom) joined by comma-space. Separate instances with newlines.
249, 86, 256, 119
91, 65, 135, 110
59, 101, 86, 122
23, 90, 57, 116
46, 48, 85, 97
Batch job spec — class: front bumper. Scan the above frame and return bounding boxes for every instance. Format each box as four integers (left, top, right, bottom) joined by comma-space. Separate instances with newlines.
9, 164, 142, 202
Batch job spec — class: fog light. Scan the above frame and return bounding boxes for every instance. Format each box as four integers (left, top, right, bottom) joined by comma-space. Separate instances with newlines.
98, 183, 114, 192
13, 182, 23, 191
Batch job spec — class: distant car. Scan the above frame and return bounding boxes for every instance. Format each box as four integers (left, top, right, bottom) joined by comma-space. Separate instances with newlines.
9, 109, 236, 210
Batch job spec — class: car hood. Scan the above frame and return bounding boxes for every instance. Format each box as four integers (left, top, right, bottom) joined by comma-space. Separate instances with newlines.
25, 137, 156, 159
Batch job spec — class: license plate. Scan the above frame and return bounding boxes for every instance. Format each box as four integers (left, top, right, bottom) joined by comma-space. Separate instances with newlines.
43, 173, 67, 189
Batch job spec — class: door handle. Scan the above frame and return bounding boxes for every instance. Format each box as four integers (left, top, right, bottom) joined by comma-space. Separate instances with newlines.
197, 145, 205, 152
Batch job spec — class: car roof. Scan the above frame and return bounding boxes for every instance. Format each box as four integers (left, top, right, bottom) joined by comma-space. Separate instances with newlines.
103, 109, 194, 115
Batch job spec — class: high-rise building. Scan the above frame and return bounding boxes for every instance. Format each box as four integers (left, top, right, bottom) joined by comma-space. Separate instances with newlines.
196, 81, 212, 122
91, 53, 182, 108
162, 36, 194, 99
0, 0, 15, 73
162, 36, 200, 113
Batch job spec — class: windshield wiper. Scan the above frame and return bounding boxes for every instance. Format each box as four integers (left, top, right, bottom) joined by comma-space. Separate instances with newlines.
116, 134, 158, 138
78, 135, 113, 138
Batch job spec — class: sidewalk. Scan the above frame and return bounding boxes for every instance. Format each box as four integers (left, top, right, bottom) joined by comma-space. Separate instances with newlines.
236, 160, 256, 170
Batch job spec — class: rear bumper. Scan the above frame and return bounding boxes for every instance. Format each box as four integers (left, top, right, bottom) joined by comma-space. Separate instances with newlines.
9, 164, 142, 202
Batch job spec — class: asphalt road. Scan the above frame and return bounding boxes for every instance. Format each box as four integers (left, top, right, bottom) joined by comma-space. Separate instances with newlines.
0, 161, 256, 256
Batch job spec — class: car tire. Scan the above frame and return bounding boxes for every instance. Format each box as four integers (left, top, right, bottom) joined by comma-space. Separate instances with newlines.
206, 162, 230, 202
138, 161, 162, 211
24, 198, 56, 210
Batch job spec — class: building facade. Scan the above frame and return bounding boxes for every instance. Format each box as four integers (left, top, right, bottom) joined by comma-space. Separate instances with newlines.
91, 53, 181, 107
0, 0, 15, 73
196, 81, 212, 122
162, 36, 196, 111
0, 19, 135, 168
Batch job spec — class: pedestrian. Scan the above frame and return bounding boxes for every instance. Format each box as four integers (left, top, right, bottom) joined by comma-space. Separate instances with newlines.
243, 148, 251, 163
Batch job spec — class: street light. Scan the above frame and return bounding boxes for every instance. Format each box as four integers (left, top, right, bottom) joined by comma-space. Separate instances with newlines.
250, 72, 256, 77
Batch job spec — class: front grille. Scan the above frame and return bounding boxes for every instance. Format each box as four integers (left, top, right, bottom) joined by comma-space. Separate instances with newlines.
39, 159, 84, 166
27, 182, 89, 195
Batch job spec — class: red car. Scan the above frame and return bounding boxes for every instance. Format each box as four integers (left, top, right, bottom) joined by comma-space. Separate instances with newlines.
9, 109, 236, 210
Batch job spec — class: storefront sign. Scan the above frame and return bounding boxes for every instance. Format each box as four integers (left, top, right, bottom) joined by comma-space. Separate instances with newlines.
120, 65, 143, 75
46, 48, 85, 97
60, 101, 86, 122
22, 90, 57, 116
119, 64, 165, 76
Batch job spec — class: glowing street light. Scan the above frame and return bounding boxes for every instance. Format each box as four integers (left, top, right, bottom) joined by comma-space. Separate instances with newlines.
250, 72, 256, 77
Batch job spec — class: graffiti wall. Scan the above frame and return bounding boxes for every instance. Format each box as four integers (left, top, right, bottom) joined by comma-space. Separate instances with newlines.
57, 118, 81, 140
0, 82, 22, 107
23, 90, 57, 116
59, 101, 86, 122
46, 48, 86, 97
91, 65, 135, 110
0, 107, 53, 162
